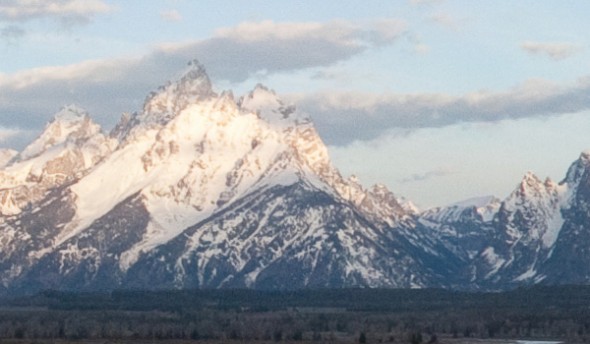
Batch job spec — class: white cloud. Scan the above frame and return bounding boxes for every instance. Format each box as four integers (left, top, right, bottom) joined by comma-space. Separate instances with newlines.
0, 0, 112, 24
429, 12, 465, 31
521, 41, 581, 61
399, 168, 456, 183
0, 19, 407, 140
0, 126, 34, 149
214, 19, 405, 47
0, 127, 24, 141
0, 0, 111, 19
296, 77, 590, 145
160, 9, 182, 22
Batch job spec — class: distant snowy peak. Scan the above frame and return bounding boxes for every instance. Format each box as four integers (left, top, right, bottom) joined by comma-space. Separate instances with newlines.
562, 150, 590, 186
142, 59, 216, 124
18, 105, 102, 161
496, 171, 568, 252
503, 172, 561, 212
422, 195, 500, 224
452, 195, 499, 209
359, 184, 409, 226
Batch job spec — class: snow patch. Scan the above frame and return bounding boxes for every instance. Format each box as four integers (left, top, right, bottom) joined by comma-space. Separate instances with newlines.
482, 247, 505, 277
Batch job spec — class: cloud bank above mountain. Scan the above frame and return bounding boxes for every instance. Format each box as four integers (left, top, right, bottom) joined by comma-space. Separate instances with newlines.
1, 18, 590, 149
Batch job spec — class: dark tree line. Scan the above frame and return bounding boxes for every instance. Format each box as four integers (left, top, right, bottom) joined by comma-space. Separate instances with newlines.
0, 285, 590, 342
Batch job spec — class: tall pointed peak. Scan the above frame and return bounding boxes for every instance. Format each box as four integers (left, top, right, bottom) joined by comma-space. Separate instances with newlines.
142, 59, 217, 123
513, 171, 548, 196
239, 84, 282, 111
177, 59, 214, 95
522, 171, 542, 186
500, 170, 560, 215
52, 104, 89, 123
239, 83, 305, 127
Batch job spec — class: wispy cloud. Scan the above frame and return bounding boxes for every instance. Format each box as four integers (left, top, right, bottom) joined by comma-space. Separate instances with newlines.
0, 126, 35, 149
399, 168, 455, 183
429, 12, 465, 31
160, 9, 182, 22
0, 0, 112, 24
296, 77, 590, 145
521, 41, 582, 61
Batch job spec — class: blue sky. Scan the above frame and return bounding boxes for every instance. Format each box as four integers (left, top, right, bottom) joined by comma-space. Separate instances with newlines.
2, 0, 590, 208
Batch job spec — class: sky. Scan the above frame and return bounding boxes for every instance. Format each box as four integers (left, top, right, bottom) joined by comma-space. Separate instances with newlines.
2, 0, 590, 208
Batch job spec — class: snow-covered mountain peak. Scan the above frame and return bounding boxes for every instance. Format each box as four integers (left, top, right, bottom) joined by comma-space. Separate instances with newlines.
362, 183, 407, 222
509, 172, 561, 202
562, 150, 590, 186
544, 177, 556, 189
499, 170, 565, 246
521, 171, 542, 187
239, 84, 307, 128
370, 183, 390, 195
141, 59, 216, 125
18, 105, 102, 161
239, 84, 278, 109
53, 104, 88, 122
503, 172, 558, 207
0, 106, 115, 216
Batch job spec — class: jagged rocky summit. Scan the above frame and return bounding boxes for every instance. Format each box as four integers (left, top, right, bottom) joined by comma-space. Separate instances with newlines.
1, 60, 590, 294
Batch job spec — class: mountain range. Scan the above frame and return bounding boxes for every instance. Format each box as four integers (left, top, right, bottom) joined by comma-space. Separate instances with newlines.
1, 60, 589, 294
